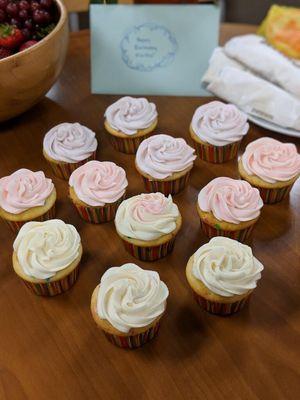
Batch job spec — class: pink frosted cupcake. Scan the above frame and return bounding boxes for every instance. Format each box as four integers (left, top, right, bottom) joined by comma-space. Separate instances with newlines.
239, 137, 300, 203
104, 96, 158, 154
91, 263, 169, 348
190, 101, 249, 163
115, 193, 182, 261
43, 122, 98, 180
135, 134, 196, 195
197, 177, 263, 242
69, 161, 128, 223
0, 169, 56, 233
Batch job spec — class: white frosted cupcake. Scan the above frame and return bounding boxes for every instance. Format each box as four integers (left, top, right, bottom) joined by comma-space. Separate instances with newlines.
186, 237, 264, 315
190, 101, 249, 163
115, 192, 182, 261
104, 96, 158, 154
69, 161, 128, 223
12, 219, 82, 296
43, 122, 98, 179
91, 263, 169, 348
135, 134, 196, 195
0, 168, 56, 233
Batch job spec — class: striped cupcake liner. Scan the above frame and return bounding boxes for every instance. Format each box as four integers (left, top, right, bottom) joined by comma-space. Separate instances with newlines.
122, 236, 176, 261
192, 139, 240, 163
141, 172, 190, 196
109, 134, 151, 154
3, 203, 56, 234
21, 264, 79, 296
200, 219, 255, 243
73, 195, 125, 223
47, 151, 97, 180
253, 184, 292, 204
103, 321, 160, 349
193, 291, 251, 316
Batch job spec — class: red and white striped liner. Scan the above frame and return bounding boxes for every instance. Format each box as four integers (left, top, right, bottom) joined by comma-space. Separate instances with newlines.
141, 171, 190, 196
108, 134, 151, 154
122, 236, 176, 261
47, 151, 97, 180
193, 290, 251, 315
192, 139, 241, 163
199, 219, 255, 243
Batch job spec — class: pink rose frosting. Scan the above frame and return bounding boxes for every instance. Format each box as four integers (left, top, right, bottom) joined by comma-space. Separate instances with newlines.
69, 161, 128, 207
0, 169, 54, 214
241, 137, 300, 183
198, 177, 263, 224
136, 134, 196, 179
191, 101, 249, 146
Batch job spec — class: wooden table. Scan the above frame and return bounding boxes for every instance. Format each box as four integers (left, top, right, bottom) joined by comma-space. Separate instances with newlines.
0, 24, 299, 400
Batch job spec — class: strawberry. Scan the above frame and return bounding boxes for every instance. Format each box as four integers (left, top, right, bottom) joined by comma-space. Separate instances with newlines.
19, 40, 38, 52
0, 46, 12, 59
0, 24, 24, 49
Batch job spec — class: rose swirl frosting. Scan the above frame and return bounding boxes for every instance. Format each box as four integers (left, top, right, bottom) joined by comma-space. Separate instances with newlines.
191, 101, 249, 146
0, 168, 54, 214
198, 177, 263, 224
97, 263, 169, 333
192, 237, 264, 297
115, 192, 180, 241
13, 219, 81, 280
136, 134, 196, 179
241, 137, 300, 183
69, 161, 128, 207
105, 96, 158, 135
43, 122, 98, 163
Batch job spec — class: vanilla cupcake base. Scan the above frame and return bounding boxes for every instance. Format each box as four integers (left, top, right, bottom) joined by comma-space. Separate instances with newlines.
0, 189, 57, 233
197, 203, 258, 243
69, 187, 125, 223
91, 286, 162, 348
136, 163, 193, 196
116, 215, 182, 261
238, 160, 298, 204
104, 119, 157, 154
43, 149, 97, 180
190, 126, 241, 163
12, 245, 83, 296
186, 255, 253, 315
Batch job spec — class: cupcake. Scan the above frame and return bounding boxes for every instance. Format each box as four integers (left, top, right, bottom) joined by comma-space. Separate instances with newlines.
91, 263, 169, 348
197, 177, 263, 242
115, 192, 182, 261
104, 96, 158, 154
190, 101, 249, 163
69, 161, 128, 223
135, 134, 196, 195
12, 219, 82, 296
43, 122, 98, 180
238, 137, 300, 204
0, 169, 56, 233
186, 237, 264, 315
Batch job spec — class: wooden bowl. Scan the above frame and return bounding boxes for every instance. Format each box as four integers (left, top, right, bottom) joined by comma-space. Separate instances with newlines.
0, 0, 69, 122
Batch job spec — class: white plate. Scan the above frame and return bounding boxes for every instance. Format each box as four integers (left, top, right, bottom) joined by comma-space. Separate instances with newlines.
247, 115, 300, 139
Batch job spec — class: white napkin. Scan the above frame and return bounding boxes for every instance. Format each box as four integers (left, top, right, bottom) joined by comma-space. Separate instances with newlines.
224, 34, 300, 99
207, 66, 300, 131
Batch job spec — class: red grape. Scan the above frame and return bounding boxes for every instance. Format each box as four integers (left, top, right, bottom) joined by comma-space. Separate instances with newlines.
31, 2, 41, 12
19, 0, 30, 11
10, 17, 21, 27
40, 0, 52, 9
0, 0, 8, 12
0, 9, 5, 22
24, 18, 33, 29
19, 9, 28, 19
21, 27, 31, 39
6, 2, 19, 16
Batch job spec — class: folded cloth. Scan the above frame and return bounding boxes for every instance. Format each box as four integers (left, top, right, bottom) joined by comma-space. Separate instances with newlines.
224, 34, 300, 99
207, 66, 300, 131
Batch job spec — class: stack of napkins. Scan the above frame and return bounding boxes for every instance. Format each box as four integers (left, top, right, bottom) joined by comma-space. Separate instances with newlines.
202, 34, 300, 132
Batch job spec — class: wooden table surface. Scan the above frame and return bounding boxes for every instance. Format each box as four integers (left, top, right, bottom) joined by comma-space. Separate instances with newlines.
0, 24, 299, 400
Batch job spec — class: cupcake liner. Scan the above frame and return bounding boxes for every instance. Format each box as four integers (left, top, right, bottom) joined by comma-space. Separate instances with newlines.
109, 134, 151, 154
141, 171, 190, 196
73, 195, 125, 224
47, 151, 97, 180
200, 219, 255, 243
3, 203, 56, 234
122, 236, 176, 261
193, 291, 251, 315
103, 321, 160, 348
253, 184, 292, 204
22, 264, 80, 296
192, 139, 240, 163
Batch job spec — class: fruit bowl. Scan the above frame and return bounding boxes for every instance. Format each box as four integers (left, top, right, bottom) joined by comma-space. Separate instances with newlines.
0, 0, 68, 122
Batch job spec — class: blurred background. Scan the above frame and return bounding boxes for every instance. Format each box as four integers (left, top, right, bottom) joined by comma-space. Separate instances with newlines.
64, 0, 300, 31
